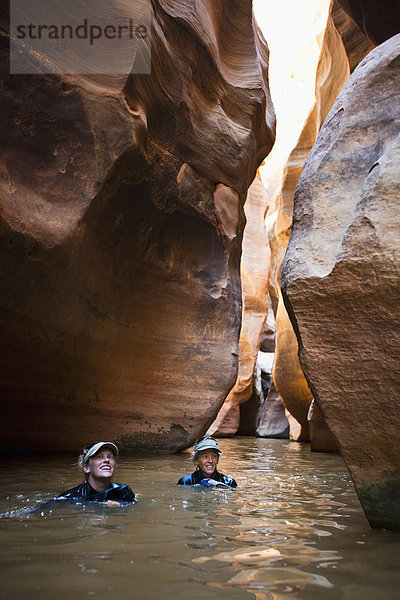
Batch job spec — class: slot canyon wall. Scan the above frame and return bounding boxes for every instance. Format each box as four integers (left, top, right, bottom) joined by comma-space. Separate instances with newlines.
0, 0, 275, 453
207, 172, 273, 437
209, 0, 376, 444
282, 29, 400, 530
269, 1, 356, 444
271, 0, 400, 452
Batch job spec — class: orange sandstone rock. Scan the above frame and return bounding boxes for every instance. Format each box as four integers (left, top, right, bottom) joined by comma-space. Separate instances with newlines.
282, 35, 400, 528
0, 1, 275, 453
269, 8, 351, 443
207, 173, 271, 436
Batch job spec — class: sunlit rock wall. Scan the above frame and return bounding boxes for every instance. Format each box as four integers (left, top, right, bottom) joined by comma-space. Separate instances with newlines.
207, 173, 271, 436
0, 0, 275, 453
282, 35, 400, 529
268, 7, 352, 443
209, 0, 370, 441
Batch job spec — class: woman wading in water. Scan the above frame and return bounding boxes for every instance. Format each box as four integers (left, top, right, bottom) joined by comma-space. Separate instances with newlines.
178, 436, 237, 488
57, 442, 135, 504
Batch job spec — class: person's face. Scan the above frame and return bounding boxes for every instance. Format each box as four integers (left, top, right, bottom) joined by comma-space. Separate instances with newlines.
195, 450, 219, 476
83, 449, 116, 482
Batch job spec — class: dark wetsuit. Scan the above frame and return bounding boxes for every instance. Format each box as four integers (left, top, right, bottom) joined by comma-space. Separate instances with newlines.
178, 469, 237, 488
57, 481, 135, 503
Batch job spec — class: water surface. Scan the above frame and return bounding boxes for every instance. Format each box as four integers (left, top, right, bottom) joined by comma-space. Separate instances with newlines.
1, 437, 399, 599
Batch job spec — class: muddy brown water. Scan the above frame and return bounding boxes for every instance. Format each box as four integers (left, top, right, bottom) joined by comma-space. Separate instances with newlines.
1, 437, 400, 599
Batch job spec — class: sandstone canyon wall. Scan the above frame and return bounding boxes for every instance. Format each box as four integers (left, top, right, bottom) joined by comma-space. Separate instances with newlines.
270, 7, 352, 443
209, 1, 361, 442
207, 172, 272, 437
336, 0, 400, 47
0, 0, 275, 453
271, 0, 395, 448
282, 35, 400, 528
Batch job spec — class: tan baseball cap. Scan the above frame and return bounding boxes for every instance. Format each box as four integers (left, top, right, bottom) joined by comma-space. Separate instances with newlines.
193, 436, 221, 456
81, 442, 119, 466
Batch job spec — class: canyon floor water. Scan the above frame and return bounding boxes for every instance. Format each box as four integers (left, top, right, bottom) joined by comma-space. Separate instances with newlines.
1, 437, 399, 600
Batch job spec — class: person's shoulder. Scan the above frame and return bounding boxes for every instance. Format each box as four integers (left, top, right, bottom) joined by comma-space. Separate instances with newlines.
120, 484, 136, 502
110, 483, 136, 502
219, 473, 237, 488
177, 473, 195, 485
57, 482, 86, 499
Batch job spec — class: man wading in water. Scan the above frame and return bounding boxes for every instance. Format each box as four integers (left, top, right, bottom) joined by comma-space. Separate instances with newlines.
57, 442, 135, 504
178, 436, 237, 488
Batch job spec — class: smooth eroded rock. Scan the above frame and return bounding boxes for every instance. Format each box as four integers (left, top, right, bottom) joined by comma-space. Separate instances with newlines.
282, 35, 400, 528
0, 1, 275, 453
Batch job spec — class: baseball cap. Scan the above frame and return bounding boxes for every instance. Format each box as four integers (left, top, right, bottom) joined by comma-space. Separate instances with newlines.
79, 442, 119, 468
193, 436, 221, 456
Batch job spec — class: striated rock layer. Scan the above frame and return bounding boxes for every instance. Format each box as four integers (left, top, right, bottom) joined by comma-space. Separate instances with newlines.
337, 0, 400, 45
0, 1, 275, 453
282, 35, 400, 528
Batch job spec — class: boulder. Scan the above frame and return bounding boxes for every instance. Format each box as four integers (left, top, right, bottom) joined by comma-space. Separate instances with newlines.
282, 35, 400, 528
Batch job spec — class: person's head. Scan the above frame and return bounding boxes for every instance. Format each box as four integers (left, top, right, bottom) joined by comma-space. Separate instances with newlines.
78, 442, 119, 487
192, 436, 221, 477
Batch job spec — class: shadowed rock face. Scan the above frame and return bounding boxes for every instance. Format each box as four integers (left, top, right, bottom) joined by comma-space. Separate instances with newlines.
282, 35, 400, 528
331, 0, 375, 72
0, 1, 275, 453
308, 400, 338, 453
337, 0, 400, 45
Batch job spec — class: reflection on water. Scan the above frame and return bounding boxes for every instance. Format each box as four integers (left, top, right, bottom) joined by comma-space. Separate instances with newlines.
1, 438, 400, 600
